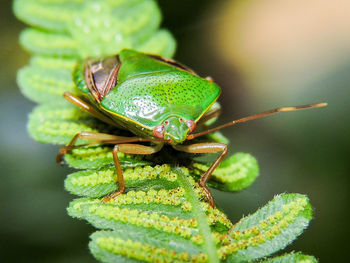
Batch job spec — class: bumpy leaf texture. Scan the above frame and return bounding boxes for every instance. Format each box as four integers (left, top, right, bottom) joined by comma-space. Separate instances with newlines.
14, 0, 316, 262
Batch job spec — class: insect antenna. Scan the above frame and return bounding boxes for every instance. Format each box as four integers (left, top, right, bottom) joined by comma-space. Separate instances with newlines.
186, 102, 327, 140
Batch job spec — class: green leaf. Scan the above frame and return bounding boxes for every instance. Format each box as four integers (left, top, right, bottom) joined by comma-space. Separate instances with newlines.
30, 55, 77, 71
20, 28, 78, 57
136, 29, 176, 58
68, 168, 232, 263
66, 0, 163, 58
15, 0, 175, 59
257, 252, 318, 263
67, 167, 312, 262
64, 146, 151, 170
206, 131, 229, 145
220, 194, 313, 262
64, 152, 258, 194
28, 104, 113, 144
17, 64, 75, 104
13, 0, 80, 32
89, 230, 203, 263
64, 164, 180, 198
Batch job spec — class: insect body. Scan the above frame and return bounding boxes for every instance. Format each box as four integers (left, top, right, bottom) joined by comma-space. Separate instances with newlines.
76, 49, 220, 143
57, 49, 326, 206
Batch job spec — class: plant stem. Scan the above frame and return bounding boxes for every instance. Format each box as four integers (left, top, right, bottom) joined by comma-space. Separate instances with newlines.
176, 168, 219, 263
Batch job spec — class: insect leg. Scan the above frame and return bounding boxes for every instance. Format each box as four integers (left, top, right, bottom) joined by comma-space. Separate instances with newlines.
63, 91, 117, 126
56, 132, 160, 164
172, 142, 228, 207
102, 143, 164, 202
197, 107, 222, 127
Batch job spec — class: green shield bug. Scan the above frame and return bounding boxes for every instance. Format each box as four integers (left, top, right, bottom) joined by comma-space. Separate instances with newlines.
57, 49, 326, 206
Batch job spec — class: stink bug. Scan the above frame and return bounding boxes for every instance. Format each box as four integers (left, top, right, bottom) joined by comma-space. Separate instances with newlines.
57, 49, 326, 206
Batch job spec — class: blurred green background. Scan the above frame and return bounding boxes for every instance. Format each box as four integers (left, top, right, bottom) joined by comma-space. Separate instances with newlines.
0, 0, 348, 262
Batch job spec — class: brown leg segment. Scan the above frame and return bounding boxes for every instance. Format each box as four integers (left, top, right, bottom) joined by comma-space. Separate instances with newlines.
102, 143, 163, 202
63, 91, 117, 126
56, 131, 164, 202
173, 142, 228, 207
197, 107, 222, 127
56, 131, 143, 163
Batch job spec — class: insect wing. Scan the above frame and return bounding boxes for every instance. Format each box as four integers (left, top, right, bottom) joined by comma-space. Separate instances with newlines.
85, 55, 121, 103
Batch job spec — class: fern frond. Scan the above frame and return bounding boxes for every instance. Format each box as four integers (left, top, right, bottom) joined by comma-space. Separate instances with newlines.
18, 63, 76, 103
67, 170, 312, 262
28, 104, 112, 144
221, 194, 312, 261
14, 0, 175, 59
257, 252, 317, 263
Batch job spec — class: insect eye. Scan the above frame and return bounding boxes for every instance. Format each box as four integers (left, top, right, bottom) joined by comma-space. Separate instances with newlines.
185, 120, 196, 133
179, 118, 183, 122
153, 125, 165, 138
164, 120, 169, 125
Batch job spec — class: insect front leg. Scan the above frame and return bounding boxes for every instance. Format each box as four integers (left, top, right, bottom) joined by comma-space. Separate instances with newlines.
196, 107, 222, 127
172, 142, 228, 207
56, 131, 155, 164
103, 143, 164, 202
56, 132, 133, 163
63, 91, 117, 126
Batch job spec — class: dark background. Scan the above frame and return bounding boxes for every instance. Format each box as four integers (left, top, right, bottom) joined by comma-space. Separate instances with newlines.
0, 0, 349, 262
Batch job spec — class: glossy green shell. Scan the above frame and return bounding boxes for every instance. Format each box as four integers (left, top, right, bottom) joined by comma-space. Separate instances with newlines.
74, 49, 221, 137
